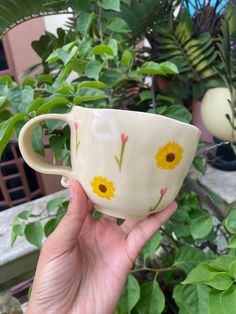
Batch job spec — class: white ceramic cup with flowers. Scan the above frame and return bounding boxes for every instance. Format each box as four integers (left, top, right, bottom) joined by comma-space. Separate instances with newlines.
19, 106, 200, 220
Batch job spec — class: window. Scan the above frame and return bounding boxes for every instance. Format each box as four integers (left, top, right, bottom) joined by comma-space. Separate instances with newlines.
0, 40, 9, 71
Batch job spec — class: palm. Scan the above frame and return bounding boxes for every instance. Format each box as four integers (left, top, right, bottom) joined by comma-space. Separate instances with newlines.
27, 182, 176, 314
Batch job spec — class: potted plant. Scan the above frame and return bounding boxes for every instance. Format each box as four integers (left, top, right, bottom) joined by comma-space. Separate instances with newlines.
201, 3, 236, 171
1, 1, 236, 313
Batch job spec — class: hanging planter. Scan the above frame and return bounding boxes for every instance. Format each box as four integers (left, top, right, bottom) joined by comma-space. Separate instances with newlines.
201, 87, 236, 171
201, 87, 236, 142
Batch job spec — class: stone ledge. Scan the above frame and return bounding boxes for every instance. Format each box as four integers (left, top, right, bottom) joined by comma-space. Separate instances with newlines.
190, 165, 236, 205
0, 189, 69, 267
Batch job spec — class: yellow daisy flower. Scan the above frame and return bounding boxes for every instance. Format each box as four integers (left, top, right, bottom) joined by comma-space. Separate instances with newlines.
155, 142, 183, 170
91, 176, 116, 200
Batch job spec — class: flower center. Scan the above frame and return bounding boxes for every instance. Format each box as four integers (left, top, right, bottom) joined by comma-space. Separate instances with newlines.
166, 153, 175, 162
99, 184, 107, 193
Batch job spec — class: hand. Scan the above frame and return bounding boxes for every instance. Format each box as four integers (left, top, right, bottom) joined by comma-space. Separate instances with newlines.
27, 180, 177, 314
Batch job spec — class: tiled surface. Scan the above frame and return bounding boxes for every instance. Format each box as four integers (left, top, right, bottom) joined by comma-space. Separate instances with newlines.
0, 190, 69, 266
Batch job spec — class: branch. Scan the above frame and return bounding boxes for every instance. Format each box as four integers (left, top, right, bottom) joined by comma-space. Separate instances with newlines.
184, 176, 224, 221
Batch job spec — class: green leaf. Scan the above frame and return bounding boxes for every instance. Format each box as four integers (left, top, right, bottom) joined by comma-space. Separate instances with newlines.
18, 210, 32, 220
0, 110, 12, 123
44, 218, 59, 237
77, 12, 95, 38
0, 96, 10, 111
207, 273, 233, 290
73, 87, 108, 104
0, 114, 26, 156
135, 280, 165, 314
24, 222, 43, 248
182, 263, 217, 285
49, 135, 64, 159
28, 98, 45, 113
163, 105, 192, 123
209, 289, 224, 314
121, 50, 133, 68
37, 96, 69, 114
139, 62, 166, 75
101, 0, 120, 12
140, 90, 152, 102
160, 62, 179, 74
100, 69, 123, 87
92, 45, 114, 56
209, 255, 236, 272
191, 215, 213, 239
78, 81, 108, 89
106, 38, 118, 56
173, 284, 210, 314
32, 125, 44, 156
229, 260, 236, 279
106, 17, 131, 33
47, 197, 66, 213
85, 60, 103, 81
225, 208, 236, 234
193, 156, 207, 174
18, 86, 34, 114
174, 246, 212, 274
119, 274, 140, 312
228, 235, 236, 248
140, 232, 162, 260
220, 285, 236, 314
13, 224, 25, 236
37, 74, 53, 84
10, 232, 17, 247
22, 76, 36, 88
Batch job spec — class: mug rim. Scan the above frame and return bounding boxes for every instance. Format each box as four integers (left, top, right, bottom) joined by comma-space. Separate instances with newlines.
72, 106, 201, 134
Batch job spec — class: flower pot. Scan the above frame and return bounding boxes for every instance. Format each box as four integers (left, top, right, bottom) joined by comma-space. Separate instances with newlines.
201, 87, 236, 142
208, 137, 236, 171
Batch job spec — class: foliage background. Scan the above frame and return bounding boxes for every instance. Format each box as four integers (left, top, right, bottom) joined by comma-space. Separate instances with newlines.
1, 1, 236, 313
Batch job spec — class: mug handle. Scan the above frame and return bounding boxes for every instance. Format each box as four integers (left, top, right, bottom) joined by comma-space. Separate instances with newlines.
19, 113, 74, 187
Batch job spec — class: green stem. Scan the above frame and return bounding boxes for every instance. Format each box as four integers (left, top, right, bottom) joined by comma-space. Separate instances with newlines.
150, 194, 164, 212
130, 266, 175, 274
119, 142, 125, 171
98, 1, 103, 42
114, 142, 126, 171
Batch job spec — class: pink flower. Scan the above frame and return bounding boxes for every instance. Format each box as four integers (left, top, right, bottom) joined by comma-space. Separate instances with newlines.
160, 187, 167, 197
74, 121, 79, 130
121, 133, 128, 143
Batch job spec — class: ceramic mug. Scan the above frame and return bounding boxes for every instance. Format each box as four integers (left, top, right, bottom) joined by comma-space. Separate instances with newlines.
19, 106, 200, 220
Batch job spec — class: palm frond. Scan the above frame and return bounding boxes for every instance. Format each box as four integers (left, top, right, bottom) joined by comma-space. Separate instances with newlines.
0, 0, 72, 37
152, 10, 218, 84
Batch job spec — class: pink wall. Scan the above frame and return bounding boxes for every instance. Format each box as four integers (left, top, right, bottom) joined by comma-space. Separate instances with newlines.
3, 17, 45, 81
2, 17, 64, 194
192, 100, 213, 143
